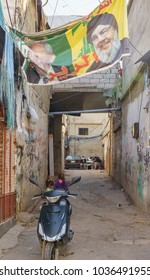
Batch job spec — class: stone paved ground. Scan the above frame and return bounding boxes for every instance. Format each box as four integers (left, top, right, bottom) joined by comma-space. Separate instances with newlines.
1, 170, 150, 260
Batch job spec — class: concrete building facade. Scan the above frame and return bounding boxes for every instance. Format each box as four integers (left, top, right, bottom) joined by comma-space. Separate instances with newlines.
66, 113, 109, 162
2, 0, 150, 241
50, 65, 121, 176
0, 0, 51, 236
111, 0, 150, 211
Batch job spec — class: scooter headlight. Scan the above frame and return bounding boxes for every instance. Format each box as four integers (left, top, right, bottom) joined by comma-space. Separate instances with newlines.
46, 195, 61, 203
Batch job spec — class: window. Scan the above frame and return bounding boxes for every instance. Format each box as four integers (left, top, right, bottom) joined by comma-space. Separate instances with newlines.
78, 128, 88, 135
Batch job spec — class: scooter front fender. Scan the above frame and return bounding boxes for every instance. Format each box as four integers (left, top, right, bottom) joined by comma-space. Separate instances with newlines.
38, 202, 70, 241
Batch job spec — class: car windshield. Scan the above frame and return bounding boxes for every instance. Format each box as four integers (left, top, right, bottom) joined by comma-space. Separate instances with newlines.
66, 155, 81, 161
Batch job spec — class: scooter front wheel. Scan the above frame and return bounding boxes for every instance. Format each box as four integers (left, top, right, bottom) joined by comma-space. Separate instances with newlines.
41, 241, 58, 260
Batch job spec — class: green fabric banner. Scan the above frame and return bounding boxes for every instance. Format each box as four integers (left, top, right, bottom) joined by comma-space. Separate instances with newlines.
12, 0, 130, 85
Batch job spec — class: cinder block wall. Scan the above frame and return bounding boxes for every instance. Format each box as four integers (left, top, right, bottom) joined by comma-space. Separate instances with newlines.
53, 68, 119, 92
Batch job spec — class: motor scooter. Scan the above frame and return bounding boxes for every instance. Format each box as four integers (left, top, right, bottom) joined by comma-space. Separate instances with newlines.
29, 175, 81, 260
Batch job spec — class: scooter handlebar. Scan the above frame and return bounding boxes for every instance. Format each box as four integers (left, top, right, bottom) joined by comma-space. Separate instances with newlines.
31, 193, 43, 200
32, 196, 41, 200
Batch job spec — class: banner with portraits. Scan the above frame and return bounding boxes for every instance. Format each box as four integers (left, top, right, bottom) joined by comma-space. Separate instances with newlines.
12, 0, 130, 85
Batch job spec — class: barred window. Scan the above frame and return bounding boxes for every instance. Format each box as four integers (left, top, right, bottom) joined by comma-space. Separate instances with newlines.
78, 128, 88, 135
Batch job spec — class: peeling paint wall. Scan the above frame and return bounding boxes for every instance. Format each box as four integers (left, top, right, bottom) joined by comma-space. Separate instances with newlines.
67, 113, 109, 160
121, 80, 150, 210
101, 120, 110, 173
15, 85, 50, 211
53, 115, 63, 176
2, 0, 50, 214
110, 110, 122, 183
118, 0, 150, 210
111, 0, 150, 211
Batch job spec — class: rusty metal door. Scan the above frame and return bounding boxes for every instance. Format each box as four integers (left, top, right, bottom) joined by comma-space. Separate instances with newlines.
0, 108, 16, 223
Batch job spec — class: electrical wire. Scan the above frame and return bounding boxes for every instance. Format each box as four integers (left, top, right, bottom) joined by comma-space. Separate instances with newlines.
5, 0, 13, 27
46, 0, 100, 28
51, 92, 81, 104
20, 6, 28, 31
62, 0, 77, 15
87, 119, 108, 135
42, 0, 49, 7
51, 70, 119, 106
13, 0, 17, 27
73, 136, 102, 145
50, 0, 60, 27
62, 1, 99, 16
69, 118, 110, 141
129, 40, 143, 57
46, 2, 66, 26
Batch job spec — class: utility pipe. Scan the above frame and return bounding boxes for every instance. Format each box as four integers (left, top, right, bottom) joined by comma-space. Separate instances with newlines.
49, 107, 121, 116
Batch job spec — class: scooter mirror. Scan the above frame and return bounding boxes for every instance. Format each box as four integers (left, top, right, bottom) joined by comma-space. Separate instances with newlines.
29, 176, 40, 187
70, 176, 81, 187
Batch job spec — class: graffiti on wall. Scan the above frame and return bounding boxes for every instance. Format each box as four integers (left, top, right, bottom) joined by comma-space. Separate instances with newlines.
144, 149, 150, 168
124, 140, 135, 181
137, 127, 150, 204
16, 146, 23, 166
137, 127, 150, 168
137, 163, 143, 203
16, 127, 47, 181
124, 125, 150, 204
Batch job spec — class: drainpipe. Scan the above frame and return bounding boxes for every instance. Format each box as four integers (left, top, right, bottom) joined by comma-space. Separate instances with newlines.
49, 107, 121, 116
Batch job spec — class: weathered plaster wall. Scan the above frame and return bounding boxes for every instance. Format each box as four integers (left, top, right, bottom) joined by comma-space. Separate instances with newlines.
3, 0, 50, 212
123, 0, 150, 95
101, 120, 110, 172
3, 0, 44, 32
121, 80, 150, 210
120, 0, 150, 210
15, 85, 50, 211
110, 0, 150, 211
67, 113, 109, 159
111, 129, 122, 183
110, 109, 122, 183
53, 115, 63, 176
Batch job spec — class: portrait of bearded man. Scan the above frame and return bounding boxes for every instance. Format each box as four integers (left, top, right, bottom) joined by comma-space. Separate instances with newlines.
86, 13, 129, 72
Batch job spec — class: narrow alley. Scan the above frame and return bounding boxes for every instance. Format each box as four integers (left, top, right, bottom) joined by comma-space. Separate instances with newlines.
1, 1, 150, 262
1, 170, 150, 260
